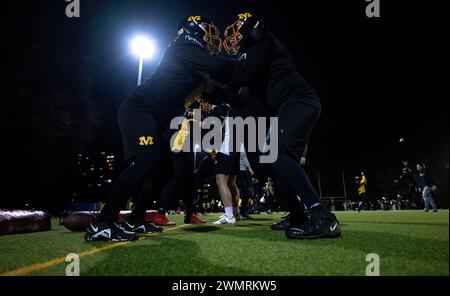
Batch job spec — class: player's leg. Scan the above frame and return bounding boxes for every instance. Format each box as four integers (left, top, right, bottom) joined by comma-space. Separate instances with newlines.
214, 173, 236, 224
124, 156, 173, 233
270, 96, 340, 239
187, 154, 216, 223
238, 171, 252, 219
154, 152, 192, 226
228, 153, 242, 219
169, 152, 205, 224
271, 177, 307, 230
213, 153, 237, 224
85, 102, 163, 242
228, 175, 241, 219
123, 179, 163, 234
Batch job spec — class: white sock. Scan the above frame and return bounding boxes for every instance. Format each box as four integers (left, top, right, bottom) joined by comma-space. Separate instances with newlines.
225, 207, 234, 218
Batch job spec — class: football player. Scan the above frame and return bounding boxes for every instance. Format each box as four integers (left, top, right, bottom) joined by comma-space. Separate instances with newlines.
220, 13, 341, 239
85, 16, 237, 242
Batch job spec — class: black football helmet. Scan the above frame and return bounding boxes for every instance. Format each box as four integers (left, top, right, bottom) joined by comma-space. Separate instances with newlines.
223, 12, 265, 55
178, 15, 222, 55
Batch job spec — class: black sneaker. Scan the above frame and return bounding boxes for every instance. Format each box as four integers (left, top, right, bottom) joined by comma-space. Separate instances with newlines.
271, 214, 290, 231
123, 218, 163, 234
272, 211, 308, 231
285, 205, 341, 239
241, 213, 253, 220
85, 219, 139, 242
240, 211, 253, 220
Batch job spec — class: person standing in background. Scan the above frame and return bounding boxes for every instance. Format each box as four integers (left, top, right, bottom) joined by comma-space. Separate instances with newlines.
356, 172, 370, 211
416, 163, 438, 212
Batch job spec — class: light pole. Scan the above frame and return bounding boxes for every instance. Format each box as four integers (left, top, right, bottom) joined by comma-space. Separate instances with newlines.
131, 35, 155, 86
137, 56, 144, 87
194, 144, 200, 171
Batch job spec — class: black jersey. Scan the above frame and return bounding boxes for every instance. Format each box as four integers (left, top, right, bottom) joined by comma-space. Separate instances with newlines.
226, 35, 320, 113
126, 34, 236, 130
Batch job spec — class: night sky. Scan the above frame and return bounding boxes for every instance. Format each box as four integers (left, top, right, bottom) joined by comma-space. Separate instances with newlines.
2, 0, 448, 211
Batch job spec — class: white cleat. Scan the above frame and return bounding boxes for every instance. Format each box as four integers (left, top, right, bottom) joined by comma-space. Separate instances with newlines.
213, 215, 236, 225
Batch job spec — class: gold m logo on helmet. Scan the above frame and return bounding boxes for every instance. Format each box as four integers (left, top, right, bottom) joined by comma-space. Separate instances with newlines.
188, 15, 201, 21
238, 12, 252, 20
139, 136, 154, 146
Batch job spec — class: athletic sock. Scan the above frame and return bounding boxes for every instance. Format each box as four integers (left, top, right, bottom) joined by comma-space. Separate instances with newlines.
225, 207, 234, 218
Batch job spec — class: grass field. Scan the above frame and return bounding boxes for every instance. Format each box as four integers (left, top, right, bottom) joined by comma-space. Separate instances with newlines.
0, 210, 448, 276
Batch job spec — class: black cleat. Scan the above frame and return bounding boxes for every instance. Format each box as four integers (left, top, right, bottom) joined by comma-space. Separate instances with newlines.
123, 218, 163, 234
271, 214, 290, 231
272, 212, 307, 231
240, 211, 253, 220
85, 219, 139, 242
285, 205, 341, 239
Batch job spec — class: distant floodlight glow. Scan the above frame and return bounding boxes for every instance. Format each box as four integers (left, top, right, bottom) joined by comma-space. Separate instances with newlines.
131, 36, 155, 59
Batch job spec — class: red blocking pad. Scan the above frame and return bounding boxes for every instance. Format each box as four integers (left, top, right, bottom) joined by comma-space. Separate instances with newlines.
61, 210, 159, 232
0, 209, 51, 235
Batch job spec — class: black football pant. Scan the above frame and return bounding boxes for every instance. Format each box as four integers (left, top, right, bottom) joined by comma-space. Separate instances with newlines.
98, 104, 171, 222
270, 95, 322, 222
158, 152, 195, 215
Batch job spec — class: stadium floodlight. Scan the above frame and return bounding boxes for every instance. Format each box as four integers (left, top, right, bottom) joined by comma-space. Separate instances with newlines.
130, 35, 156, 86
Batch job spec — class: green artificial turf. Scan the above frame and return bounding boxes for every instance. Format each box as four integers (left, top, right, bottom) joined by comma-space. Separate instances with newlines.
0, 210, 448, 276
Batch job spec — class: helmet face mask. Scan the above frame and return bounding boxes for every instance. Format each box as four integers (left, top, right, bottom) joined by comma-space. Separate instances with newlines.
223, 20, 244, 56
224, 13, 262, 56
199, 21, 222, 55
179, 16, 222, 55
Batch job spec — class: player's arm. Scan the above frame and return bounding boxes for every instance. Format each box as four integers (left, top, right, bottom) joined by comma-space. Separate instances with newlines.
202, 78, 251, 107
225, 38, 273, 86
174, 42, 238, 80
